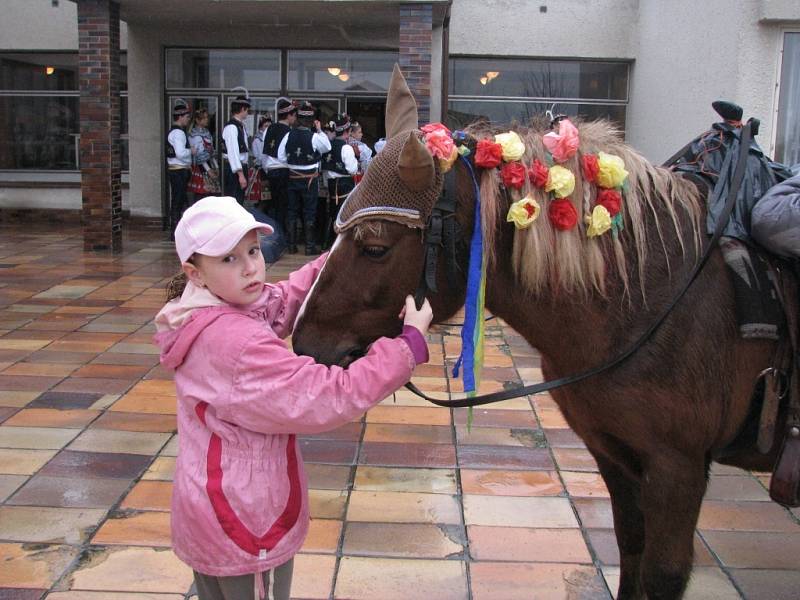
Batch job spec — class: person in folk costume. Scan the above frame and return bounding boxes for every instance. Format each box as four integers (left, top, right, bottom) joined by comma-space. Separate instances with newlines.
166, 99, 197, 235
187, 107, 220, 198
262, 98, 297, 235
246, 114, 271, 205
321, 114, 358, 250
222, 93, 252, 205
277, 101, 331, 255
349, 121, 373, 175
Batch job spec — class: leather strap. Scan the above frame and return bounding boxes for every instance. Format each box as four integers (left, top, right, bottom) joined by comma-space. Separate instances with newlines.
407, 120, 755, 408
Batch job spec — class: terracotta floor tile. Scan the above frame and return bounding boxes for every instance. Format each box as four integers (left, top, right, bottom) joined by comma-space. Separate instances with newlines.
0, 425, 79, 449
0, 448, 57, 475
363, 423, 452, 444
0, 391, 39, 408
573, 498, 614, 528
90, 411, 176, 433
2, 362, 78, 377
354, 466, 457, 494
140, 457, 175, 481
109, 394, 176, 415
292, 554, 336, 599
702, 531, 800, 569
0, 543, 79, 589
299, 421, 362, 442
159, 434, 178, 456
67, 546, 193, 593
562, 471, 610, 498
91, 353, 160, 367
553, 447, 599, 471
0, 589, 46, 600
67, 429, 170, 455
472, 562, 608, 600
463, 495, 578, 528
48, 592, 184, 599
52, 377, 135, 395
0, 374, 63, 392
0, 506, 106, 544
453, 408, 537, 428
729, 568, 800, 600
70, 363, 152, 379
588, 529, 716, 566
698, 500, 799, 532
343, 522, 464, 558
705, 475, 770, 501
347, 490, 462, 524
39, 450, 151, 480
458, 445, 554, 470
359, 441, 457, 468
299, 439, 358, 465
365, 405, 451, 426
8, 475, 131, 508
306, 463, 352, 491
92, 511, 171, 547
460, 469, 563, 496
119, 481, 172, 511
603, 565, 740, 600
3, 408, 100, 428
309, 489, 348, 519
301, 518, 341, 553
335, 556, 467, 600
0, 474, 27, 502
455, 425, 544, 447
469, 526, 592, 563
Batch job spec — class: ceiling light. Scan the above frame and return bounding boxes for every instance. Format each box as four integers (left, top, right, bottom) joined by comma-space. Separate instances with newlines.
479, 76, 488, 85
486, 71, 499, 81
327, 67, 341, 76
338, 73, 350, 82
45, 66, 55, 76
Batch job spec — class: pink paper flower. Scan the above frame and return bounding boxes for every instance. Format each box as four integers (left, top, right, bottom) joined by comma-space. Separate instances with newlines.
543, 118, 580, 163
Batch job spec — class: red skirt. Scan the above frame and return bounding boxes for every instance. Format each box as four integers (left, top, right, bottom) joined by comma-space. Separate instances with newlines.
188, 165, 207, 194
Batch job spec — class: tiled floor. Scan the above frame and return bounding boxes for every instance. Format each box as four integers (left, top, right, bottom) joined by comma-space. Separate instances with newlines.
1, 223, 800, 599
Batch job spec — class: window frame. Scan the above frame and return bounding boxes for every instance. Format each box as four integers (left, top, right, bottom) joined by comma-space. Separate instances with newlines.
770, 28, 800, 167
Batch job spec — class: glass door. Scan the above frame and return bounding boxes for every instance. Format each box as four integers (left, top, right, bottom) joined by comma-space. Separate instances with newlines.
221, 94, 277, 192
345, 97, 386, 151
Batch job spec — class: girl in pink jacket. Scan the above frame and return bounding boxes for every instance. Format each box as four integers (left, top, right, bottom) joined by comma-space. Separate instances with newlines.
153, 196, 432, 600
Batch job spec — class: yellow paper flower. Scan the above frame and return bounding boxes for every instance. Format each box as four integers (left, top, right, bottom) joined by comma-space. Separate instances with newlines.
545, 165, 575, 198
439, 145, 459, 173
586, 204, 612, 237
506, 194, 541, 229
494, 131, 526, 162
597, 152, 628, 189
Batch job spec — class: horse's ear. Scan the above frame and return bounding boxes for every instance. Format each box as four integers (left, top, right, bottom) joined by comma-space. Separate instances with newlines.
398, 132, 435, 192
385, 64, 418, 139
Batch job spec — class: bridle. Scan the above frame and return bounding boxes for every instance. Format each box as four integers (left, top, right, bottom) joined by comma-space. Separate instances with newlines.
406, 120, 756, 408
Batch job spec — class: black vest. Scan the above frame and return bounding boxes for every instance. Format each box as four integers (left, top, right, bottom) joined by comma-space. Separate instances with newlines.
322, 139, 352, 176
166, 125, 189, 159
285, 128, 320, 167
225, 118, 248, 154
265, 122, 291, 158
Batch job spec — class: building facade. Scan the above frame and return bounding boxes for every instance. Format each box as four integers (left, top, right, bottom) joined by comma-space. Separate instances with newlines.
1, 0, 798, 248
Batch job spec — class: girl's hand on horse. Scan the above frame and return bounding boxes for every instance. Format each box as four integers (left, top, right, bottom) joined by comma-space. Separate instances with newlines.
399, 295, 433, 336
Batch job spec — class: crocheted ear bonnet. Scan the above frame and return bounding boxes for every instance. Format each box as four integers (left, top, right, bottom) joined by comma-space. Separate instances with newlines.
335, 65, 443, 232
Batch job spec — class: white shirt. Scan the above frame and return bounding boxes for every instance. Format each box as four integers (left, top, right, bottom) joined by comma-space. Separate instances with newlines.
222, 118, 249, 173
251, 129, 267, 169
354, 140, 373, 170
326, 140, 358, 178
277, 129, 332, 172
167, 128, 192, 168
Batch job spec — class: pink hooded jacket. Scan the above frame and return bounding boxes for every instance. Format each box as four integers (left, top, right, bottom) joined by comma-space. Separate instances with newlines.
152, 255, 419, 576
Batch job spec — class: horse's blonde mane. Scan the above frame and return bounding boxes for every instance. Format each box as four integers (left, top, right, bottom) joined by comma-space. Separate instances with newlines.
466, 119, 704, 301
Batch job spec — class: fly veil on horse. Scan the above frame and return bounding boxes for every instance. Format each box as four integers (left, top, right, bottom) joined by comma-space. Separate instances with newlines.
292, 66, 798, 599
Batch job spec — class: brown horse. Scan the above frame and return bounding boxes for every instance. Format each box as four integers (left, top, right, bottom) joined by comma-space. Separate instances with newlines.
292, 69, 783, 599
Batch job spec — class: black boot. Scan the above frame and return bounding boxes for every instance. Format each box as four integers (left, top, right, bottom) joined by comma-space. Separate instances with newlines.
286, 219, 298, 254
304, 219, 320, 256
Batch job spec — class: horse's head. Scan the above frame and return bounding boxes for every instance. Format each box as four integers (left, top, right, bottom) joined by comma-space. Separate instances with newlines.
293, 65, 470, 366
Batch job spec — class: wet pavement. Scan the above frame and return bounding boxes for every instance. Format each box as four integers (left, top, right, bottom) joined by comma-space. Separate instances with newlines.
1, 223, 799, 599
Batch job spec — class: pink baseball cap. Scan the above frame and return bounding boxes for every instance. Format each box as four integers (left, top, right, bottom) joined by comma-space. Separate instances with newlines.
174, 196, 274, 263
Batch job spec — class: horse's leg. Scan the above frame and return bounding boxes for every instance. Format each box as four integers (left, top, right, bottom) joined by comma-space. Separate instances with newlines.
639, 452, 707, 600
593, 453, 646, 600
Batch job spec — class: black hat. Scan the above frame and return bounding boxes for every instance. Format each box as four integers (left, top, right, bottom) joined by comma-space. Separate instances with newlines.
233, 94, 252, 108
172, 98, 191, 117
334, 114, 351, 135
712, 100, 743, 122
297, 101, 315, 118
276, 97, 296, 116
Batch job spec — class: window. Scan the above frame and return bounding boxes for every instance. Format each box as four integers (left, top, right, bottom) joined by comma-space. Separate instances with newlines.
0, 52, 128, 172
287, 50, 397, 92
165, 49, 281, 90
447, 57, 629, 130
775, 32, 800, 167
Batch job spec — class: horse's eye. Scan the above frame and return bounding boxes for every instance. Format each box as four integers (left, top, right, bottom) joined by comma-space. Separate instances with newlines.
362, 245, 388, 259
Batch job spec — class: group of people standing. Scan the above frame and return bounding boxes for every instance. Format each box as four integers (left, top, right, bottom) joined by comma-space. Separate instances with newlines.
165, 93, 376, 255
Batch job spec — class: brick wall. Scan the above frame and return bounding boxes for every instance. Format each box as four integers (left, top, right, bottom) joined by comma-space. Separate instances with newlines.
399, 3, 433, 125
78, 0, 122, 251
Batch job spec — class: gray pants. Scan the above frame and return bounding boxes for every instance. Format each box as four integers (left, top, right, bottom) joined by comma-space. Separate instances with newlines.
193, 558, 293, 600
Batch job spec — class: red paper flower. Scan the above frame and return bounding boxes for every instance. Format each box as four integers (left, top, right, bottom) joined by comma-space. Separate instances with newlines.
548, 198, 578, 230
421, 122, 451, 137
528, 159, 549, 188
501, 161, 526, 189
474, 139, 503, 169
596, 188, 622, 216
582, 154, 599, 183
